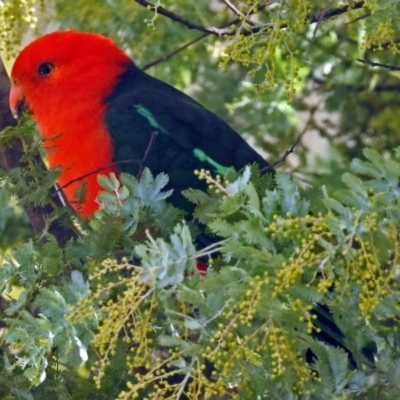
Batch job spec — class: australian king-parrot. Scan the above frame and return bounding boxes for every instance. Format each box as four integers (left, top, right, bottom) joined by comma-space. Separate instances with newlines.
9, 31, 360, 365
9, 30, 272, 220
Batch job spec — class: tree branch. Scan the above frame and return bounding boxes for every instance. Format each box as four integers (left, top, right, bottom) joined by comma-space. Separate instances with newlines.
221, 0, 256, 26
357, 58, 400, 71
141, 4, 264, 70
312, 74, 400, 92
306, 0, 365, 23
142, 33, 209, 70
0, 56, 77, 246
261, 106, 318, 173
261, 134, 303, 173
134, 0, 234, 36
135, 0, 366, 37
58, 131, 159, 191
306, 0, 333, 58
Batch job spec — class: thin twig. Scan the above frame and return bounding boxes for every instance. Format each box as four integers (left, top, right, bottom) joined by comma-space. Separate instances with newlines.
143, 33, 208, 70
137, 131, 158, 178
136, 0, 366, 37
174, 358, 195, 400
357, 58, 400, 71
58, 132, 159, 191
261, 135, 303, 173
221, 0, 256, 25
56, 159, 140, 193
306, 0, 332, 58
345, 12, 371, 25
306, 0, 365, 23
261, 106, 318, 173
311, 74, 400, 92
135, 0, 235, 36
142, 5, 266, 70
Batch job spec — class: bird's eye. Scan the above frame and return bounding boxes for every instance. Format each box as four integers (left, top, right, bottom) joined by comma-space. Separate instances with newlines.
38, 62, 54, 77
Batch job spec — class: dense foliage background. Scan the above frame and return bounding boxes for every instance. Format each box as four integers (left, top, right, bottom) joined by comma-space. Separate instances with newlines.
1, 1, 400, 399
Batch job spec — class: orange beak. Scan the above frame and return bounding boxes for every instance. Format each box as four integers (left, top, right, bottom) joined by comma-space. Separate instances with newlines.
9, 83, 27, 119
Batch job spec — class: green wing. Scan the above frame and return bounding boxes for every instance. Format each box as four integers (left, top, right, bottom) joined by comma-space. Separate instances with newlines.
105, 64, 271, 212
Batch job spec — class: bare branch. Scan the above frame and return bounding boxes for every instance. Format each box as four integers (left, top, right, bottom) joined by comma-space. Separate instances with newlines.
357, 58, 400, 71
134, 0, 234, 36
221, 0, 256, 26
59, 132, 159, 190
345, 11, 371, 25
142, 5, 264, 70
137, 131, 158, 178
261, 106, 318, 173
135, 0, 366, 37
56, 159, 139, 193
142, 33, 209, 70
261, 134, 303, 173
306, 0, 365, 23
311, 74, 400, 92
306, 0, 333, 58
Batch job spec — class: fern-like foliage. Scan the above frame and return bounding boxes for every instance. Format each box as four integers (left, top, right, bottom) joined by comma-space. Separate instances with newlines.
2, 145, 400, 399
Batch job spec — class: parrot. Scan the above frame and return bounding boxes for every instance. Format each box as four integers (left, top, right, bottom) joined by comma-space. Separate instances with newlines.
9, 31, 368, 369
9, 30, 272, 220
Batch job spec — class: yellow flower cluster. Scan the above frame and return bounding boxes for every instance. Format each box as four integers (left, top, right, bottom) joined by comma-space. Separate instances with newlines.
0, 0, 40, 56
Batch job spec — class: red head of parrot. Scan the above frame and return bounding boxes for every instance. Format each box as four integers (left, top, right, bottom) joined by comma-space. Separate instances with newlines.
9, 31, 132, 218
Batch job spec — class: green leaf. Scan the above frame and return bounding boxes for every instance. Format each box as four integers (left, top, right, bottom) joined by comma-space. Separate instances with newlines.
97, 173, 120, 192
